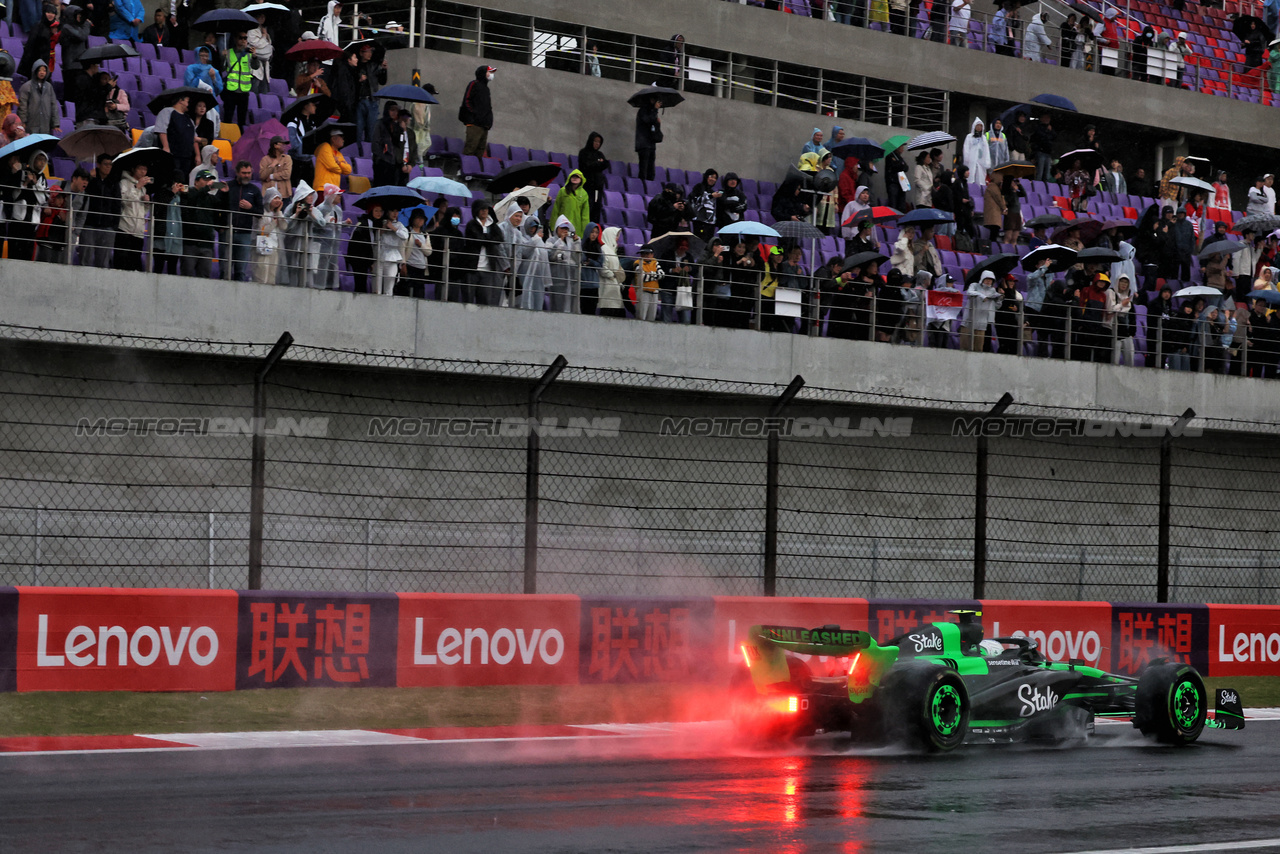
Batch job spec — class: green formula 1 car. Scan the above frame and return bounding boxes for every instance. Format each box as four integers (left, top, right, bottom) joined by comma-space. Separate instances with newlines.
733, 611, 1245, 751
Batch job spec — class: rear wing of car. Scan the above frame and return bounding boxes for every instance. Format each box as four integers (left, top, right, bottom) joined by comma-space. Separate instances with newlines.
742, 624, 898, 702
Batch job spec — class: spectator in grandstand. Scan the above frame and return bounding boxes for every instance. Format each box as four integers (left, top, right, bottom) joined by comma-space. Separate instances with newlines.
840, 185, 872, 241
1107, 274, 1137, 365
372, 102, 416, 188
61, 6, 90, 74
961, 270, 998, 351
664, 34, 685, 89
827, 126, 847, 174
295, 59, 331, 99
887, 0, 909, 37
891, 223, 942, 279
1246, 175, 1270, 216
845, 214, 878, 257
189, 143, 221, 185
1246, 297, 1280, 377
576, 222, 602, 315
247, 13, 273, 94
963, 119, 991, 187
1006, 110, 1031, 162
576, 132, 609, 227
221, 31, 255, 129
1201, 304, 1235, 374
662, 234, 697, 324
550, 168, 591, 239
1170, 207, 1196, 280
352, 42, 386, 145
1100, 160, 1126, 195
141, 7, 176, 48
1132, 25, 1156, 83
634, 92, 662, 183
16, 3, 57, 81
226, 160, 264, 282
345, 196, 380, 293
948, 0, 971, 46
102, 72, 131, 134
1030, 112, 1056, 182
313, 125, 352, 191
178, 168, 225, 279
911, 151, 933, 208
319, 2, 343, 55
990, 2, 1014, 57
81, 153, 120, 269
982, 173, 1004, 244
648, 182, 688, 237
1166, 32, 1192, 87
984, 119, 1009, 171
1208, 170, 1231, 213
259, 136, 292, 197
461, 200, 506, 307
251, 188, 285, 285
1130, 167, 1151, 198
459, 65, 495, 157
324, 53, 358, 124
770, 174, 810, 223
517, 213, 551, 311
546, 215, 580, 313
1162, 297, 1196, 370
113, 162, 150, 273
67, 60, 108, 128
16, 61, 58, 136
369, 203, 407, 297
992, 273, 1023, 354
148, 172, 182, 275
186, 45, 224, 95
802, 128, 825, 157
109, 0, 143, 41
1242, 18, 1267, 70
597, 226, 627, 319
1265, 174, 1277, 213
1077, 271, 1112, 362
1024, 13, 1051, 63
884, 142, 908, 211
1059, 14, 1077, 67
395, 208, 431, 299
1065, 159, 1090, 213
717, 172, 748, 229
3, 149, 45, 262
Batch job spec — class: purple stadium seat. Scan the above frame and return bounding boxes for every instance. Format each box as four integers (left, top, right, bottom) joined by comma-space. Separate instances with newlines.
508, 145, 529, 162
158, 46, 180, 65
604, 191, 624, 209
624, 193, 645, 211
530, 149, 549, 163
605, 172, 625, 192
488, 143, 509, 160
460, 154, 484, 178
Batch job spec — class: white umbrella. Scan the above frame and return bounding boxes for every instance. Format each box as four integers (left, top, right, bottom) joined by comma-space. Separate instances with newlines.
905, 131, 956, 151
1171, 176, 1215, 194
493, 185, 550, 220
1172, 285, 1227, 298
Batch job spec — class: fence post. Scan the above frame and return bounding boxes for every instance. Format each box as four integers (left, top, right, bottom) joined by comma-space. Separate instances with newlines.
441, 235, 451, 302
764, 375, 805, 597
974, 392, 1014, 599
1158, 407, 1196, 603
248, 332, 295, 590
525, 355, 568, 595
32, 505, 43, 586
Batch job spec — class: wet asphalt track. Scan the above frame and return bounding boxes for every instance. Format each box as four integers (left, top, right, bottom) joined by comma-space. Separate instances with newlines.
2, 721, 1278, 854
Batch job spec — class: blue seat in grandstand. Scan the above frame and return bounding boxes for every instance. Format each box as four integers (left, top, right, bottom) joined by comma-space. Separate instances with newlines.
488, 142, 509, 160
624, 192, 645, 210
605, 172, 626, 192
530, 149, 549, 163
549, 151, 571, 168
604, 191, 624, 210
508, 145, 529, 162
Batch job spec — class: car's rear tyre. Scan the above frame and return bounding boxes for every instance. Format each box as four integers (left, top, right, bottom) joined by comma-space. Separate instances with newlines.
881, 664, 969, 752
1134, 663, 1206, 745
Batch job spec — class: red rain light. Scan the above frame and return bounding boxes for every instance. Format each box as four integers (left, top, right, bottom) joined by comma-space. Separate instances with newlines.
847, 652, 862, 676
788, 696, 799, 713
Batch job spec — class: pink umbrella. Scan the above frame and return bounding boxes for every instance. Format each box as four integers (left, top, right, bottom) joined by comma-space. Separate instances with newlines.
232, 117, 288, 169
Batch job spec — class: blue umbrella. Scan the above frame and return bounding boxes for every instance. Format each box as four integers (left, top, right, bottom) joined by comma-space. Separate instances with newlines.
1246, 289, 1280, 304
717, 221, 781, 238
353, 185, 424, 212
375, 83, 440, 105
1030, 93, 1078, 112
408, 175, 472, 197
897, 208, 954, 226
397, 204, 440, 226
828, 137, 883, 163
0, 133, 60, 162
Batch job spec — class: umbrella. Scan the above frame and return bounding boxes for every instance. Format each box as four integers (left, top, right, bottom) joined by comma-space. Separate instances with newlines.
302, 120, 355, 155
78, 43, 139, 64
628, 85, 684, 108
998, 103, 1037, 127
846, 206, 902, 226
110, 147, 173, 179
281, 94, 335, 128
1020, 244, 1077, 271
241, 2, 291, 22
284, 39, 344, 63
879, 134, 910, 157
1076, 246, 1123, 264
375, 83, 440, 105
1246, 289, 1280, 304
1199, 240, 1247, 259
148, 86, 219, 114
718, 221, 782, 239
231, 117, 288, 169
0, 133, 60, 162
408, 175, 473, 197
397, 204, 440, 226
1234, 213, 1280, 234
966, 253, 1021, 285
772, 220, 825, 241
1026, 212, 1068, 229
1173, 285, 1227, 298
1183, 155, 1211, 171
1067, 0, 1104, 23
1056, 148, 1104, 174
1029, 93, 1078, 112
57, 126, 131, 161
843, 251, 888, 270
642, 231, 706, 257
897, 207, 954, 226
487, 161, 563, 195
991, 160, 1035, 178
1052, 218, 1102, 244
1171, 176, 1215, 194
493, 185, 550, 220
905, 131, 956, 151
352, 185, 424, 212
191, 8, 257, 32
343, 39, 386, 65
1099, 219, 1137, 237
1232, 14, 1273, 42
828, 137, 883, 163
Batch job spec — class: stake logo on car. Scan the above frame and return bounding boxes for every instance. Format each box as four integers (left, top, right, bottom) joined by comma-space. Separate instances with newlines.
1018, 683, 1059, 717
907, 633, 944, 653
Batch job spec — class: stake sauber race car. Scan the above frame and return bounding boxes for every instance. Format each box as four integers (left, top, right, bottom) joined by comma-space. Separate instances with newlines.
733, 611, 1244, 751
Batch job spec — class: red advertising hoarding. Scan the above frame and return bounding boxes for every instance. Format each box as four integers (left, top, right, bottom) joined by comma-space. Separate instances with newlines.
1206, 604, 1280, 677
16, 587, 238, 692
397, 593, 580, 687
979, 600, 1112, 670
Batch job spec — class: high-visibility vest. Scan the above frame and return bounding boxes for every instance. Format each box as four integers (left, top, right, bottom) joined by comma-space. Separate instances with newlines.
226, 49, 252, 93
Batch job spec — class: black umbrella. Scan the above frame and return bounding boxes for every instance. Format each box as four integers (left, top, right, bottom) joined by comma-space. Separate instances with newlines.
375, 83, 440, 105
1067, 0, 1104, 23
1026, 212, 1069, 229
1052, 217, 1104, 245
827, 137, 884, 163
487, 161, 563, 195
1199, 240, 1247, 260
1076, 246, 1122, 265
1099, 219, 1138, 239
772, 220, 826, 241
1232, 14, 1274, 42
281, 94, 335, 128
78, 43, 140, 64
343, 38, 387, 65
148, 86, 218, 114
1057, 148, 1104, 174
353, 185, 424, 212
842, 251, 888, 270
1020, 244, 1077, 272
642, 231, 706, 257
965, 253, 1021, 285
628, 85, 684, 108
302, 120, 356, 155
110, 147, 174, 180
191, 8, 256, 32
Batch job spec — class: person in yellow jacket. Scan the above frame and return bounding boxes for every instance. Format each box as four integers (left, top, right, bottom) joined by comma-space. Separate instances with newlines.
313, 126, 352, 191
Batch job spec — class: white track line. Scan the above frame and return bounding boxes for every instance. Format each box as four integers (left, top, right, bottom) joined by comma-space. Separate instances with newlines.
1052, 839, 1280, 854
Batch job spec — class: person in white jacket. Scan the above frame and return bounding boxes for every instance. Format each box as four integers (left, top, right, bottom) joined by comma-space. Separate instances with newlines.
1024, 13, 1052, 63
545, 214, 580, 313
597, 226, 626, 318
318, 1, 343, 60
962, 118, 992, 187
375, 207, 409, 295
961, 270, 1000, 351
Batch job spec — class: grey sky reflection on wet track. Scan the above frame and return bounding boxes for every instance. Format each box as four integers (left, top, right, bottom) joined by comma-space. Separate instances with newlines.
2, 722, 1279, 854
